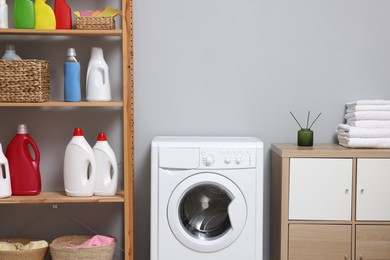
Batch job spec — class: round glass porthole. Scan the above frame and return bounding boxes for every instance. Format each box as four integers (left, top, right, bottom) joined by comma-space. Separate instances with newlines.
167, 173, 247, 253
179, 184, 232, 240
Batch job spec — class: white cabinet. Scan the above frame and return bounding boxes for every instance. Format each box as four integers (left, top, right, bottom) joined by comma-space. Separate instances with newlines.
271, 144, 390, 260
357, 159, 390, 221
289, 158, 352, 220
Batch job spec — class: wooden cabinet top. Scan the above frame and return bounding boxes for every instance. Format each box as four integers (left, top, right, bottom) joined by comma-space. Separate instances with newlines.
271, 143, 390, 158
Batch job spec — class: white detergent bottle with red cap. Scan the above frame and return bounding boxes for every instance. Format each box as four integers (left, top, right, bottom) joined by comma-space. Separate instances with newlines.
0, 143, 11, 198
93, 133, 118, 196
64, 128, 96, 197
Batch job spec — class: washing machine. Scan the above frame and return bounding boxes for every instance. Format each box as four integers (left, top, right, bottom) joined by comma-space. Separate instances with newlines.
150, 136, 263, 260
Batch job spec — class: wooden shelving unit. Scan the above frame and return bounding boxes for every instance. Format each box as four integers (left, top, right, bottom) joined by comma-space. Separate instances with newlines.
0, 0, 134, 259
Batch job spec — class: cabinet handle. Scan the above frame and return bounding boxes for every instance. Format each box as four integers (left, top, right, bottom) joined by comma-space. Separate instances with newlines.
360, 256, 363, 260
345, 188, 349, 194
344, 254, 348, 260
360, 188, 365, 194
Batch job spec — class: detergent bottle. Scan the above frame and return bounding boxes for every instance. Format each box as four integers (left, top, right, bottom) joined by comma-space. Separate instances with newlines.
0, 0, 8, 29
93, 133, 118, 196
14, 0, 34, 29
64, 128, 96, 197
54, 0, 72, 29
64, 48, 81, 102
6, 124, 41, 196
1, 45, 22, 60
86, 47, 112, 101
0, 144, 11, 198
35, 0, 56, 29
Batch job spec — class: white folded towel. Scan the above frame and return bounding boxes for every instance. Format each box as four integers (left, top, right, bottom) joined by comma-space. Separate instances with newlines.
346, 100, 390, 107
338, 135, 390, 148
346, 120, 390, 128
336, 124, 390, 138
345, 111, 390, 120
346, 105, 390, 113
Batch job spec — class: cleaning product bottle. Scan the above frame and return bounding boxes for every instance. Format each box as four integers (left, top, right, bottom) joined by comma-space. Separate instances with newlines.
54, 0, 72, 29
0, 143, 11, 198
5, 124, 41, 196
86, 47, 112, 101
64, 48, 81, 102
0, 0, 8, 29
1, 45, 22, 60
14, 0, 35, 29
64, 128, 96, 197
34, 0, 56, 29
93, 133, 118, 196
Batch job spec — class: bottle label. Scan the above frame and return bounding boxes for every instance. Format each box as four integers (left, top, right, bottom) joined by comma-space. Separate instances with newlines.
64, 62, 81, 102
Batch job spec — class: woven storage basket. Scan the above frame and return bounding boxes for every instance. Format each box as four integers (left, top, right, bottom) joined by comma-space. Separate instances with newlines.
76, 17, 115, 30
50, 235, 116, 260
0, 60, 50, 102
0, 238, 48, 260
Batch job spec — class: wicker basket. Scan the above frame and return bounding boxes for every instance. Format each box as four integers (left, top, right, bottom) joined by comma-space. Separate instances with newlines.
0, 60, 50, 103
0, 238, 48, 260
50, 235, 116, 260
76, 17, 115, 30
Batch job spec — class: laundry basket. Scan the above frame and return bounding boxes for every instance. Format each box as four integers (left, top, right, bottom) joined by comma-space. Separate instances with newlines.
0, 238, 48, 260
49, 235, 116, 260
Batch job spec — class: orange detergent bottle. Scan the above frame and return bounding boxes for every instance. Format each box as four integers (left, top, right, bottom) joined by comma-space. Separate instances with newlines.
35, 0, 56, 29
5, 124, 41, 196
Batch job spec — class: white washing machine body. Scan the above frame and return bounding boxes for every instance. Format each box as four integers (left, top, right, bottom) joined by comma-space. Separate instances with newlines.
151, 136, 263, 260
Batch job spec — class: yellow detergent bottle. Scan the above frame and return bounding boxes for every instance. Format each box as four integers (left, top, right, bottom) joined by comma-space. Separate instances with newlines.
35, 0, 56, 29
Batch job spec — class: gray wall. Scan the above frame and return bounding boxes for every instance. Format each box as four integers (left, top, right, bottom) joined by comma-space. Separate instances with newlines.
133, 0, 390, 259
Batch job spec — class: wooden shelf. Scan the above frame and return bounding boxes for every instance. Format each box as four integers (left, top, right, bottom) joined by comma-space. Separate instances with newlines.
0, 101, 123, 107
0, 28, 122, 36
0, 191, 124, 204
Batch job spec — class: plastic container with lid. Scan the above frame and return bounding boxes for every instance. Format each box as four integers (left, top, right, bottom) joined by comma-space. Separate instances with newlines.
64, 48, 81, 102
54, 0, 72, 29
14, 0, 35, 29
93, 133, 118, 196
0, 143, 11, 198
64, 128, 96, 197
5, 124, 41, 196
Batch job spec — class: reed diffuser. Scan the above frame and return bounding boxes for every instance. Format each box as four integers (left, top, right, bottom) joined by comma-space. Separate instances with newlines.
290, 111, 321, 146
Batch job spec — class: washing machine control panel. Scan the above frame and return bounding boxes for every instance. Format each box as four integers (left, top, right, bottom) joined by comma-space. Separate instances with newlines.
200, 148, 256, 169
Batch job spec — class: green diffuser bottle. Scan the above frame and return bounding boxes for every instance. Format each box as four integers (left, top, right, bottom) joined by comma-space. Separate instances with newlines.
14, 0, 35, 29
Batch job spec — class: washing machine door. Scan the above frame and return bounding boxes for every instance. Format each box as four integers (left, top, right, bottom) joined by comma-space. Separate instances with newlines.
167, 172, 247, 253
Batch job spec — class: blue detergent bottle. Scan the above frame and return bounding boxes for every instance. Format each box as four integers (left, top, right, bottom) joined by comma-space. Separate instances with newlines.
64, 48, 81, 102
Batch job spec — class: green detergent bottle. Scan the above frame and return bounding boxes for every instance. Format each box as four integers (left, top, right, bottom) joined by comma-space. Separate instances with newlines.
14, 0, 35, 29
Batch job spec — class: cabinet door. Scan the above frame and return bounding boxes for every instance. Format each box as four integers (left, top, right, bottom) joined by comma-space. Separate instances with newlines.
356, 225, 390, 260
356, 159, 390, 221
289, 158, 352, 220
289, 224, 351, 260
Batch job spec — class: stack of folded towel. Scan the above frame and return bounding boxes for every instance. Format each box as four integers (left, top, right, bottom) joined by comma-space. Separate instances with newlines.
336, 100, 390, 148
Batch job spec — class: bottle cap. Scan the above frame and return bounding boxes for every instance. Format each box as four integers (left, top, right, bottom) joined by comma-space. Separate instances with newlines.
5, 45, 15, 52
17, 124, 28, 134
73, 128, 83, 136
67, 48, 77, 57
97, 132, 107, 141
